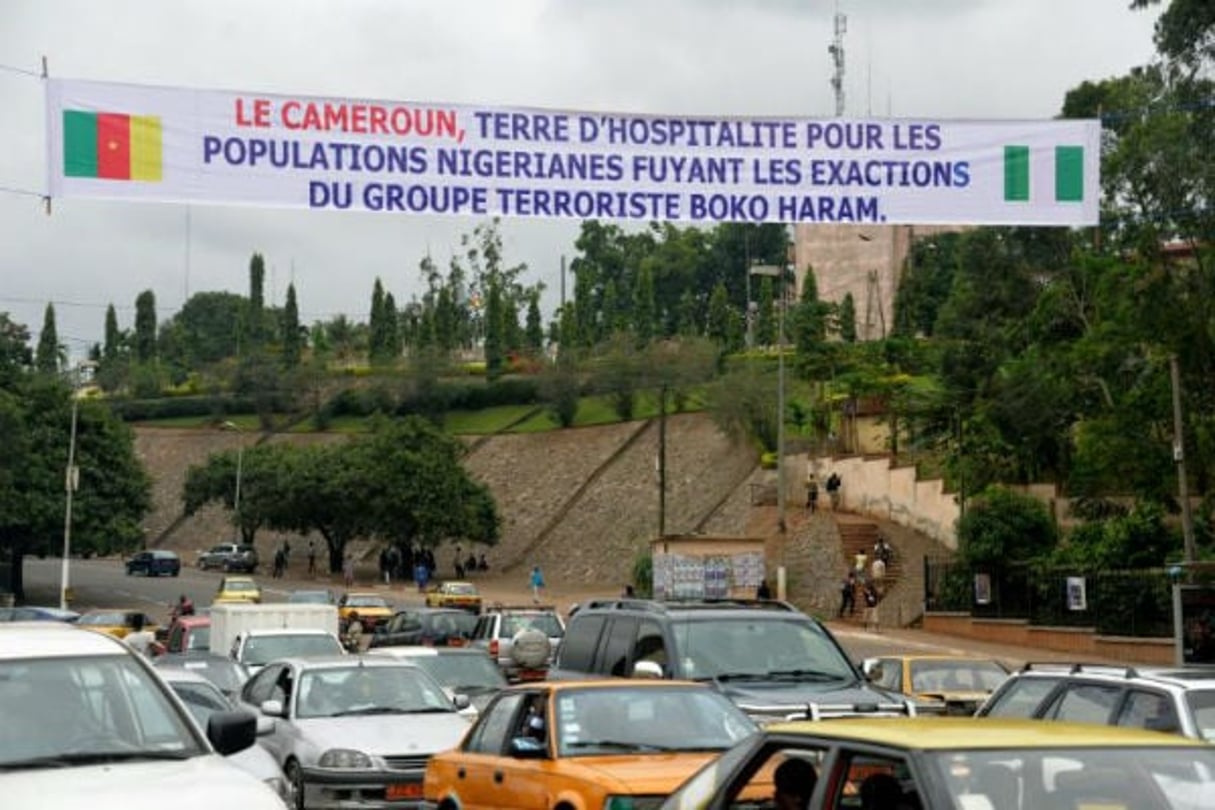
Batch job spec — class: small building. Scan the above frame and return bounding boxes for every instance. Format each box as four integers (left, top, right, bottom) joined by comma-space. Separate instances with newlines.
649, 535, 767, 601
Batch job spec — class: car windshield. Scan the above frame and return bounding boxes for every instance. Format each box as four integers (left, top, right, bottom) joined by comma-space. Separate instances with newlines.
556, 686, 756, 756
446, 584, 477, 596
78, 612, 129, 626
411, 654, 506, 691
168, 679, 232, 725
910, 660, 1009, 693
242, 634, 343, 665
501, 613, 564, 638
186, 626, 211, 651
347, 595, 389, 608
426, 613, 478, 636
224, 580, 256, 592
671, 617, 855, 681
296, 665, 454, 718
0, 654, 205, 767
926, 746, 1215, 809
1185, 689, 1215, 743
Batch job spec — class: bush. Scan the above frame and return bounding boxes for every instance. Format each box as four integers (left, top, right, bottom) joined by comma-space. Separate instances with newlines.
956, 486, 1056, 567
632, 553, 653, 598
109, 395, 262, 422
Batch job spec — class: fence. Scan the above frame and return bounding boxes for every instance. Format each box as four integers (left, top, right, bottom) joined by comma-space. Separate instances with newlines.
924, 558, 1174, 638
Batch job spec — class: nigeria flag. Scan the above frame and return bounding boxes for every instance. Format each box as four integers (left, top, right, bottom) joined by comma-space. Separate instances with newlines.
1004, 145, 1084, 203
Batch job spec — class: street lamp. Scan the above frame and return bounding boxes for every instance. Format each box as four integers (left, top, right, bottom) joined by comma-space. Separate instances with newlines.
750, 264, 789, 534
60, 361, 94, 610
221, 421, 245, 546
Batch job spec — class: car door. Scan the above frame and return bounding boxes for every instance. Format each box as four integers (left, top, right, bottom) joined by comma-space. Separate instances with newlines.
1114, 688, 1181, 734
491, 690, 553, 810
240, 663, 292, 763
453, 692, 527, 809
1041, 680, 1123, 725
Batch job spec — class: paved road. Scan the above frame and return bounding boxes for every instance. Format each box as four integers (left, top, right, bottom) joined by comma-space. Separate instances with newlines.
18, 555, 1073, 666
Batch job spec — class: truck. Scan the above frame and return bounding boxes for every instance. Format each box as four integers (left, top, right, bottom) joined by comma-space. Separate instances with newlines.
209, 603, 343, 674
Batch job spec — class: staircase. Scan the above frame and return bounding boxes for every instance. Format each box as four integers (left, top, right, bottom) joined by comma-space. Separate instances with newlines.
835, 514, 902, 625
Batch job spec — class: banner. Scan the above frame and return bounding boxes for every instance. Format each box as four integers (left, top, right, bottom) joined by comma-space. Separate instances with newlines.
46, 78, 1101, 225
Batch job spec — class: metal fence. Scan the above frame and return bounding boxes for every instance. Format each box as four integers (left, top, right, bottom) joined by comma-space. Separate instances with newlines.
924, 557, 1174, 638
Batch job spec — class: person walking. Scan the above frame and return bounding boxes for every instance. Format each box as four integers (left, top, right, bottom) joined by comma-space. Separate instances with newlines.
838, 570, 857, 618
307, 540, 317, 575
342, 553, 355, 588
825, 472, 842, 510
529, 565, 546, 604
805, 476, 819, 514
756, 579, 772, 600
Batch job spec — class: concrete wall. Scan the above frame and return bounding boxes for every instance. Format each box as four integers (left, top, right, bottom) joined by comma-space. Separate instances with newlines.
923, 613, 1175, 665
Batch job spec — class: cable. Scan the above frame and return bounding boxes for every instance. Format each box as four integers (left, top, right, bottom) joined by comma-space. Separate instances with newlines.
0, 184, 46, 199
0, 62, 42, 79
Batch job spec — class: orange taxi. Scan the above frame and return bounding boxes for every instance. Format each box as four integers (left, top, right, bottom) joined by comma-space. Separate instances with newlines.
75, 609, 159, 639
337, 591, 393, 632
424, 580, 482, 614
424, 679, 757, 810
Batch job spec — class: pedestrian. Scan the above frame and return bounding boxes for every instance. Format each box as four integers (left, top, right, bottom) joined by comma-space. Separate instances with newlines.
343, 553, 355, 588
379, 548, 391, 585
414, 561, 429, 593
825, 472, 842, 510
839, 571, 856, 618
530, 565, 545, 604
273, 547, 286, 579
874, 536, 893, 565
307, 540, 317, 575
283, 539, 291, 568
756, 578, 772, 600
863, 582, 881, 632
854, 550, 868, 576
871, 555, 886, 591
478, 553, 489, 572
124, 614, 156, 657
622, 584, 635, 598
805, 476, 818, 514
465, 552, 478, 576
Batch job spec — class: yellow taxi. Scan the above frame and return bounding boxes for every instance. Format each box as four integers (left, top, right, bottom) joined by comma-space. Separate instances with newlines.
213, 575, 262, 604
424, 580, 482, 614
862, 654, 1010, 715
424, 680, 757, 810
337, 591, 393, 632
661, 717, 1215, 810
74, 609, 159, 639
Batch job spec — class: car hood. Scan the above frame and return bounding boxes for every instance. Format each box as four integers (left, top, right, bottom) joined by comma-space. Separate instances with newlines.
566, 752, 721, 792
710, 679, 912, 719
296, 713, 470, 756
1, 753, 284, 810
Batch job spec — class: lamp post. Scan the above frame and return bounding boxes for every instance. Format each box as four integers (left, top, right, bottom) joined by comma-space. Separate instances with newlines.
750, 264, 788, 534
221, 421, 245, 546
59, 361, 93, 610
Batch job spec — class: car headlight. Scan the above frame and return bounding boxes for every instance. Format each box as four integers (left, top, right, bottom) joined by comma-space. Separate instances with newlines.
318, 749, 374, 769
603, 796, 665, 810
264, 776, 291, 801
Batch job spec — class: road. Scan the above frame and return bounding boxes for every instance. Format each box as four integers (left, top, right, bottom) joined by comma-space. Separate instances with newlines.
19, 555, 1049, 665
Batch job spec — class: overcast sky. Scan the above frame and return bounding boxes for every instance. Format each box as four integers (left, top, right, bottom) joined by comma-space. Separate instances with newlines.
1, 0, 1162, 361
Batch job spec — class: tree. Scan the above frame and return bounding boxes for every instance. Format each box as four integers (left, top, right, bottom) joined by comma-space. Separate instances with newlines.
134, 290, 157, 363
246, 252, 266, 350
103, 304, 121, 363
791, 267, 829, 359
281, 283, 302, 368
539, 356, 580, 427
524, 290, 544, 355
383, 291, 402, 360
35, 303, 62, 375
838, 293, 858, 343
707, 364, 779, 452
369, 278, 390, 365
706, 282, 733, 349
632, 263, 656, 345
755, 278, 775, 347
483, 276, 505, 380
955, 486, 1057, 567
183, 443, 297, 546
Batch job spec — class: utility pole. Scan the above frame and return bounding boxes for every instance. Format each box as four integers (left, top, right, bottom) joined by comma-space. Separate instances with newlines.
1170, 354, 1197, 564
829, 6, 847, 117
658, 384, 667, 538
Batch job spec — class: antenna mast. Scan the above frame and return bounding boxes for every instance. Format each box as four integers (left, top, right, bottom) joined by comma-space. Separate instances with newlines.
829, 8, 847, 117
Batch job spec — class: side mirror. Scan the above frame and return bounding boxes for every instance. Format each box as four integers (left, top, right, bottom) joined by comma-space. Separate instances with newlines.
860, 659, 883, 682
256, 715, 276, 736
632, 660, 664, 680
208, 710, 256, 756
260, 699, 286, 718
452, 693, 471, 710
508, 736, 547, 758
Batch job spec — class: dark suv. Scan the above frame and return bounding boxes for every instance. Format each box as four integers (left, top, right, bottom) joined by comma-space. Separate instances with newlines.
125, 550, 181, 577
551, 597, 917, 723
196, 543, 259, 573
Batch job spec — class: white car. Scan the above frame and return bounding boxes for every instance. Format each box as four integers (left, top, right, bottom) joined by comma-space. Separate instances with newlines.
233, 628, 346, 676
238, 655, 471, 809
366, 646, 507, 718
159, 666, 291, 802
0, 622, 285, 810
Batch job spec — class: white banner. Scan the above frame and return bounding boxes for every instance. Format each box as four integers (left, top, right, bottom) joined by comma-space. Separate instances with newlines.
46, 78, 1100, 226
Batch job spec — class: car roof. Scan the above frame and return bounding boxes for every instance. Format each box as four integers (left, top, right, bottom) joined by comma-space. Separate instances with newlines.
882, 655, 1006, 664
157, 666, 220, 687
443, 581, 477, 588
764, 717, 1206, 749
244, 628, 336, 637
370, 647, 489, 659
0, 623, 130, 659
280, 655, 420, 670
1013, 662, 1215, 687
574, 597, 804, 619
505, 679, 710, 694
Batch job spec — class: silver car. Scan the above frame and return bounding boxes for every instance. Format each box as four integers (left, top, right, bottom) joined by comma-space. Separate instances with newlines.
238, 656, 471, 809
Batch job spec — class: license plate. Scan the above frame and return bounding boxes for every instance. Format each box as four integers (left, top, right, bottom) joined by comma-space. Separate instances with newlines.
517, 668, 547, 681
386, 783, 423, 800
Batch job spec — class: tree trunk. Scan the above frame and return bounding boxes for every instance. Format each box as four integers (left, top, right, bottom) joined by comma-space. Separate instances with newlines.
323, 531, 345, 574
10, 547, 25, 602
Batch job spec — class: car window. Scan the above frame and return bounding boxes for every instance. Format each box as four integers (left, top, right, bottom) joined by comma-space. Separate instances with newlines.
910, 659, 1008, 693
242, 663, 284, 706
1186, 689, 1215, 742
600, 617, 639, 677
169, 680, 231, 726
982, 675, 1061, 718
1046, 683, 1122, 724
296, 665, 450, 718
670, 617, 855, 681
828, 752, 917, 810
1116, 689, 1179, 733
242, 634, 343, 666
186, 626, 210, 651
877, 658, 902, 691
465, 692, 524, 754
501, 613, 564, 638
558, 615, 606, 671
632, 620, 667, 672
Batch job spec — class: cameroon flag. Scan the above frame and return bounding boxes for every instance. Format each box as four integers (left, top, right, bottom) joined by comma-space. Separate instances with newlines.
63, 110, 162, 181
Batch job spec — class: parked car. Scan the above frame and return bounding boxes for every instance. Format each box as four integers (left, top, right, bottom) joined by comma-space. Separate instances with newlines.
552, 597, 917, 723
337, 592, 393, 632
287, 589, 336, 605
0, 606, 79, 622
424, 580, 482, 613
368, 646, 507, 714
368, 607, 479, 649
125, 549, 182, 577
0, 622, 284, 810
215, 576, 263, 604
977, 661, 1215, 740
862, 654, 1011, 715
159, 665, 291, 803
663, 715, 1215, 810
154, 651, 249, 700
469, 604, 566, 682
75, 608, 160, 639
238, 655, 471, 808
425, 679, 757, 810
199, 543, 260, 573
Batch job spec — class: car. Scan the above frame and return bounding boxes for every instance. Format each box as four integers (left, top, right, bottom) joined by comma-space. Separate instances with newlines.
155, 651, 250, 700
237, 655, 472, 809
469, 604, 566, 682
368, 607, 479, 649
154, 615, 213, 656
552, 597, 917, 723
976, 661, 1215, 740
337, 592, 393, 632
0, 606, 80, 622
367, 646, 507, 715
862, 655, 1011, 715
424, 679, 758, 810
125, 549, 182, 577
0, 622, 284, 810
287, 589, 337, 605
424, 580, 482, 614
199, 543, 260, 573
232, 628, 347, 676
74, 608, 160, 639
216, 575, 263, 604
660, 716, 1215, 810
159, 665, 291, 803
